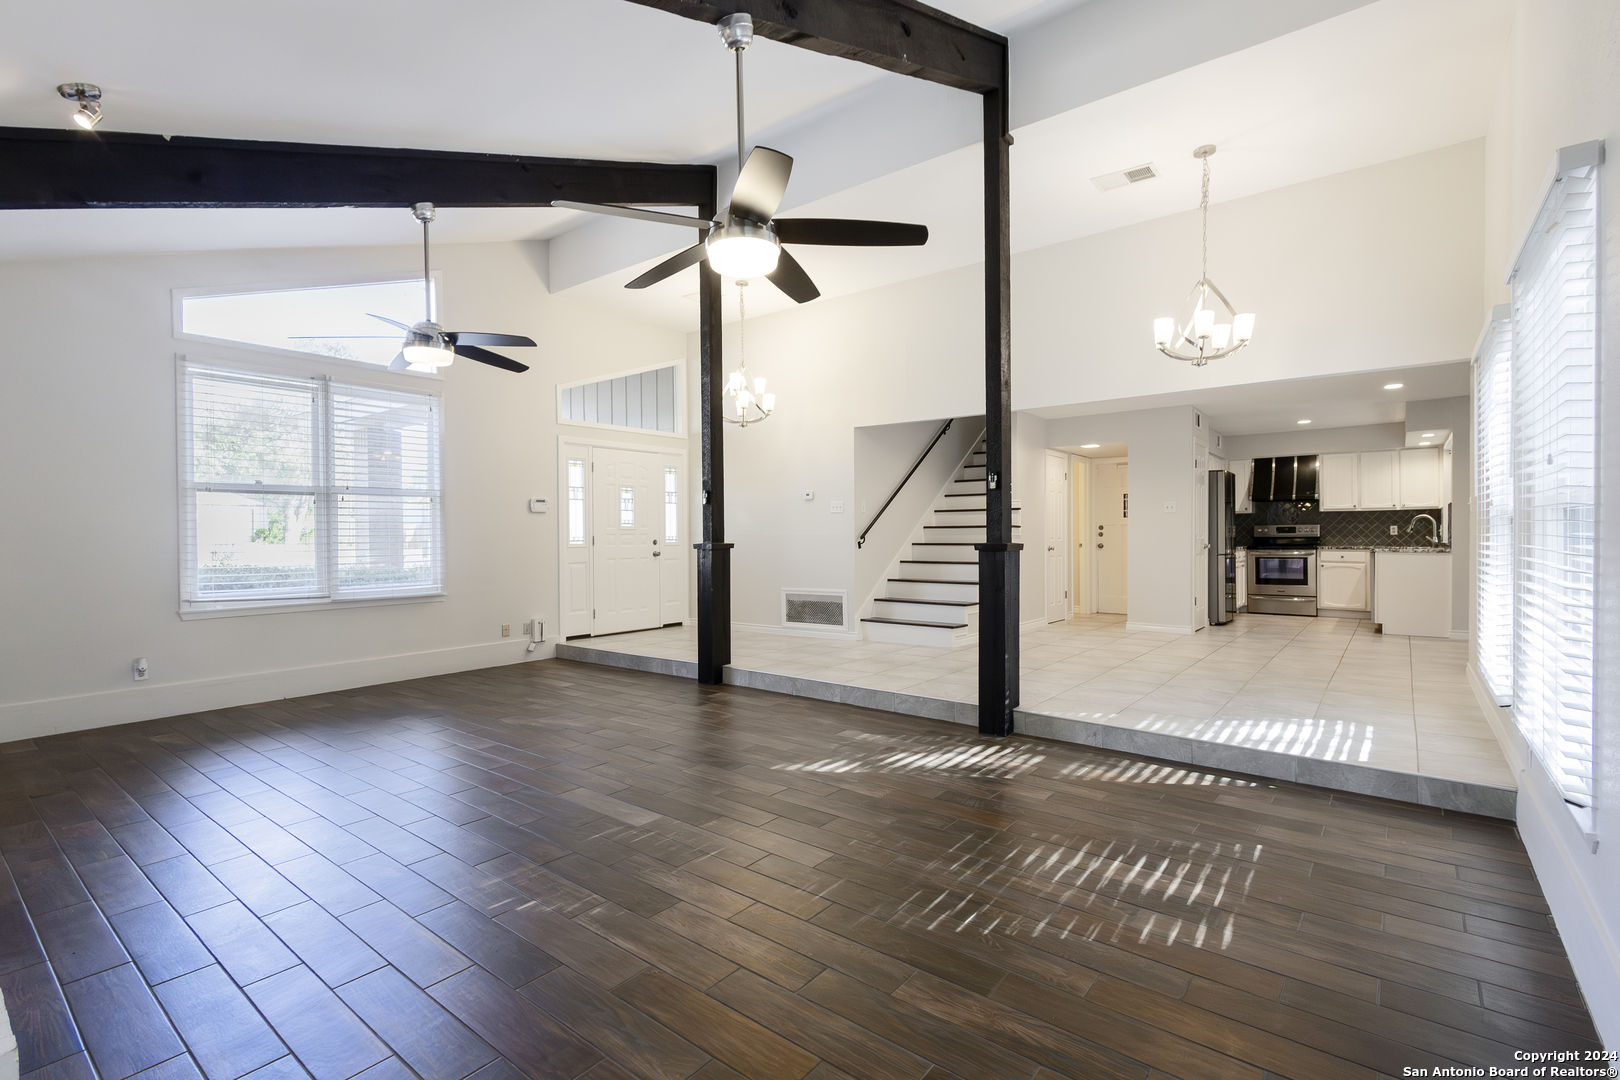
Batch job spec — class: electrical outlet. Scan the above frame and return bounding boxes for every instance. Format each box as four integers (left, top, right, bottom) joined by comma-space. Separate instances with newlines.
830, 501, 844, 514
522, 621, 533, 635
501, 624, 511, 637
132, 657, 149, 681
1389, 525, 1399, 535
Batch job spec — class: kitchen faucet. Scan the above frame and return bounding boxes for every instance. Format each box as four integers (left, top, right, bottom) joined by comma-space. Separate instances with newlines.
1407, 513, 1440, 545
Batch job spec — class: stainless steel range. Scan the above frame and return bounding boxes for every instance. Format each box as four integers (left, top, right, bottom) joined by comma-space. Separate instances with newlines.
1247, 524, 1320, 616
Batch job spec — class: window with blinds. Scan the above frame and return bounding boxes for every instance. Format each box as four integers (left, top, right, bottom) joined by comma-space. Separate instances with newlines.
180, 361, 444, 610
1473, 312, 1513, 704
1508, 146, 1600, 810
559, 364, 679, 434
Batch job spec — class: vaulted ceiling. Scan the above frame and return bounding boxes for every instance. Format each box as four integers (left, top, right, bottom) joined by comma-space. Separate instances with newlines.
1, 0, 1508, 333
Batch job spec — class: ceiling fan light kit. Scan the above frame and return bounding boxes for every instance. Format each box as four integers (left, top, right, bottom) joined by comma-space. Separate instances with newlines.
549, 11, 928, 309
374, 202, 537, 374
1153, 145, 1255, 367
57, 83, 102, 129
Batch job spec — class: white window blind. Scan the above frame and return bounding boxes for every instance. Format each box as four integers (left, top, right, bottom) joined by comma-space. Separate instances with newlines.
180, 362, 443, 610
1509, 150, 1599, 809
1473, 312, 1513, 703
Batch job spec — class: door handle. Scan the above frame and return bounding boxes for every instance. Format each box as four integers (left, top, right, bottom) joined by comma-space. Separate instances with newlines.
653, 551, 662, 557
1047, 546, 1054, 552
1097, 543, 1104, 548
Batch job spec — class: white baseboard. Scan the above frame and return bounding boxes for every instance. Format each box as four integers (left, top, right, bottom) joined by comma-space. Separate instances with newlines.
1125, 622, 1197, 635
1449, 629, 1470, 641
733, 621, 863, 642
1021, 617, 1049, 633
0, 639, 545, 741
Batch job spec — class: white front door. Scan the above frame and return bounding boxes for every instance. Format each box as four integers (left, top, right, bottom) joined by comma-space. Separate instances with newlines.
592, 447, 660, 635
1045, 451, 1068, 622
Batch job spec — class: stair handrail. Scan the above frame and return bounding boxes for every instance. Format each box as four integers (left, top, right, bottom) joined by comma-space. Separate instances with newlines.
857, 418, 955, 549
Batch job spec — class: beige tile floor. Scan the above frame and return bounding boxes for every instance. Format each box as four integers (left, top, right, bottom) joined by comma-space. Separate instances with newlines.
563, 612, 1513, 788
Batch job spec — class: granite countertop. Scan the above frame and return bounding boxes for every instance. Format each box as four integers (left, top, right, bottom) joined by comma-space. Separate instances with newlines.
1236, 545, 1451, 553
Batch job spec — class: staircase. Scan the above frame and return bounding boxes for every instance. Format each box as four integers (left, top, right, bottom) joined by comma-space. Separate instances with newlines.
861, 439, 1020, 647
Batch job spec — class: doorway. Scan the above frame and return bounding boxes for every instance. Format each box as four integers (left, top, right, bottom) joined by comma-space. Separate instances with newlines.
1092, 457, 1128, 616
1044, 451, 1070, 623
561, 441, 687, 638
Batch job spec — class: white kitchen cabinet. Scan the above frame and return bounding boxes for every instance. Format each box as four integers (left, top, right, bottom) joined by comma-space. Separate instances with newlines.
1358, 450, 1399, 509
1319, 454, 1360, 511
1232, 460, 1254, 513
1373, 551, 1451, 637
1318, 550, 1370, 610
1399, 447, 1444, 509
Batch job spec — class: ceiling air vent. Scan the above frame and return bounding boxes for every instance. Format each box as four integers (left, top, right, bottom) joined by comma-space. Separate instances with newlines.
1091, 163, 1158, 192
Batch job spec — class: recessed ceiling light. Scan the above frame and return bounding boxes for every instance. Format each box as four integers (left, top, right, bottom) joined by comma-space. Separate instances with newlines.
1297, 419, 1311, 425
1384, 383, 1404, 390
1422, 433, 1435, 438
1420, 441, 1431, 446
1080, 444, 1100, 449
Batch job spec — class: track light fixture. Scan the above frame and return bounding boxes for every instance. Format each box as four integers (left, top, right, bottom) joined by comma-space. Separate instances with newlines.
57, 83, 103, 129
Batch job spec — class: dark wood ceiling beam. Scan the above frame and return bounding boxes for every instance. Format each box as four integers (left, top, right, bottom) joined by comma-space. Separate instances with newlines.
618, 0, 1006, 93
0, 127, 715, 210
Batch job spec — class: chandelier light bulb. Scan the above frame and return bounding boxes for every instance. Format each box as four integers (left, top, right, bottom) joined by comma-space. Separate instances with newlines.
1153, 318, 1174, 346
754, 377, 766, 395
1193, 308, 1215, 340
1232, 312, 1255, 342
728, 371, 744, 392
761, 393, 775, 412
1210, 323, 1232, 349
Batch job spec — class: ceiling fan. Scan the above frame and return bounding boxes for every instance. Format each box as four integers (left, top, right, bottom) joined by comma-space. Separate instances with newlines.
553, 13, 928, 303
371, 203, 536, 372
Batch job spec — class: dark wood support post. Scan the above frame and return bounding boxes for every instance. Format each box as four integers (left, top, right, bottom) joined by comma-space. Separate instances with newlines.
694, 195, 732, 685
976, 83, 1018, 737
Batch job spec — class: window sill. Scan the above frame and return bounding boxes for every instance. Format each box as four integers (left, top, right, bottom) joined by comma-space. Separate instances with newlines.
179, 592, 446, 621
1566, 802, 1600, 853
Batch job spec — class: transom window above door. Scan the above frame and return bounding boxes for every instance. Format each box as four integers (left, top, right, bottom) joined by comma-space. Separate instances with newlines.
177, 278, 437, 370
559, 364, 680, 434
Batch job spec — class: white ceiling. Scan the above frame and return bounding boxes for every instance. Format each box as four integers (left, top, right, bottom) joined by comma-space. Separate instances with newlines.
0, 0, 1507, 327
1030, 359, 1473, 435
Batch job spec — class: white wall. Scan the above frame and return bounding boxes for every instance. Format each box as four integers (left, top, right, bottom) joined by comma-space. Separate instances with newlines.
0, 241, 687, 739
1222, 423, 1406, 459
1480, 0, 1620, 1047
1049, 407, 1200, 633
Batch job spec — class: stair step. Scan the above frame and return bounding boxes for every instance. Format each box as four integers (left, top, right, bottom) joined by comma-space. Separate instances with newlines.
860, 616, 969, 630
873, 596, 976, 607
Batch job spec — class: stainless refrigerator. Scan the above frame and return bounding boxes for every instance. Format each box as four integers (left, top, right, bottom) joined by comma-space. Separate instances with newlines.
1208, 470, 1237, 625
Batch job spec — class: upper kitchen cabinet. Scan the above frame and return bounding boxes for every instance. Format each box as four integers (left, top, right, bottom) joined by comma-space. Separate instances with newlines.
1359, 450, 1400, 509
1232, 459, 1254, 513
1320, 454, 1360, 511
1399, 447, 1444, 508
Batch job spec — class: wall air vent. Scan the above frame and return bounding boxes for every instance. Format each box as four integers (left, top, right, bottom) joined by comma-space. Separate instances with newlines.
783, 589, 846, 630
1091, 163, 1158, 192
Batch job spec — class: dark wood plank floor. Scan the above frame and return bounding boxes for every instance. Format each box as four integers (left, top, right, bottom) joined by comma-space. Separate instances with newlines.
0, 658, 1599, 1080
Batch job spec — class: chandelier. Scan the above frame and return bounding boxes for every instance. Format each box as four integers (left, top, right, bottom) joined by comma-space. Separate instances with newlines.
1153, 145, 1255, 366
724, 280, 775, 426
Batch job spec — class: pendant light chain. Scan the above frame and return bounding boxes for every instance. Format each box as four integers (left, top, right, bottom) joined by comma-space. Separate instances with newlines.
1200, 155, 1210, 286
738, 279, 746, 373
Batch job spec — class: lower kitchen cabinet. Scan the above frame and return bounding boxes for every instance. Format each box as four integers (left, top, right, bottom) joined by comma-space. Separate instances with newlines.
1318, 550, 1370, 611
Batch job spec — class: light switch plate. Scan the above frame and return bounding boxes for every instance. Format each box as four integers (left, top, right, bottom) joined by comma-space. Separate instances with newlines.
830, 501, 844, 514
1390, 525, 1399, 535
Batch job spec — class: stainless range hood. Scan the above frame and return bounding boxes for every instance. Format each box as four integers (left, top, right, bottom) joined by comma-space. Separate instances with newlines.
1250, 456, 1320, 502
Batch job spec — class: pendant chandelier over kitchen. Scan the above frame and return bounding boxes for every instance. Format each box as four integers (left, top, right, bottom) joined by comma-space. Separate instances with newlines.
1153, 145, 1255, 367
725, 280, 775, 427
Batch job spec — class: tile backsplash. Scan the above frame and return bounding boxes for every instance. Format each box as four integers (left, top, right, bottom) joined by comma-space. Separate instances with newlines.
1234, 501, 1449, 549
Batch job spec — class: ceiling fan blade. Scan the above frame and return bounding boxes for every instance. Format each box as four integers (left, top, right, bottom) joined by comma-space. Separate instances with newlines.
766, 248, 821, 304
625, 243, 709, 290
443, 331, 536, 348
774, 218, 929, 247
369, 313, 413, 331
454, 344, 529, 373
388, 353, 411, 371
729, 147, 793, 224
552, 201, 714, 230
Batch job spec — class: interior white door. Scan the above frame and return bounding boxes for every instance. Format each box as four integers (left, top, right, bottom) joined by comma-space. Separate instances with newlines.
1192, 440, 1208, 628
1094, 461, 1128, 615
1044, 451, 1068, 622
591, 447, 660, 635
